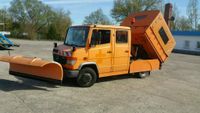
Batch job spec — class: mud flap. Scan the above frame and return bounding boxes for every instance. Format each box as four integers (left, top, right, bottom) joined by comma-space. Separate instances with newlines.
0, 55, 63, 83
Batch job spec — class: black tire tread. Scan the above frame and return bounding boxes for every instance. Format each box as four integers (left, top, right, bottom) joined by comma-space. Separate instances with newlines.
77, 67, 97, 87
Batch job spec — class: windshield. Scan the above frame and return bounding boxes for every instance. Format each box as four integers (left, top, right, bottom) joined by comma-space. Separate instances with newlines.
64, 27, 89, 47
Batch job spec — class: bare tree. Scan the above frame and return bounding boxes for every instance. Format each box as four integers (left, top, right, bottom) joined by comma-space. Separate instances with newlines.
176, 16, 192, 31
170, 3, 180, 30
0, 8, 12, 31
187, 0, 199, 30
83, 9, 111, 25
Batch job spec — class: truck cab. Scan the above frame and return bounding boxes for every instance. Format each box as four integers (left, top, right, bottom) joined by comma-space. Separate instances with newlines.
53, 25, 132, 87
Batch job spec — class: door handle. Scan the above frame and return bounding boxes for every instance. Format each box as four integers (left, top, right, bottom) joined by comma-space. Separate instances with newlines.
107, 51, 112, 53
125, 50, 129, 53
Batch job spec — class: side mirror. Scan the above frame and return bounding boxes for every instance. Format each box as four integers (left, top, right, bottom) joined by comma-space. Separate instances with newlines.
54, 42, 57, 48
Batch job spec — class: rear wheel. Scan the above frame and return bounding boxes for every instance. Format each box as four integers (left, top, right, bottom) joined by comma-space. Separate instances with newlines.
77, 67, 97, 87
135, 71, 150, 78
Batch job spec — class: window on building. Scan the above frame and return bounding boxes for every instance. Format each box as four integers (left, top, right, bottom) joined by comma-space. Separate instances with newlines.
91, 30, 110, 45
196, 41, 200, 49
184, 40, 190, 49
159, 27, 169, 44
116, 30, 128, 43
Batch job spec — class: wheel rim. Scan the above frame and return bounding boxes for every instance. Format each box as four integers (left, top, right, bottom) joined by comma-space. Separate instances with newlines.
140, 72, 146, 78
82, 73, 92, 84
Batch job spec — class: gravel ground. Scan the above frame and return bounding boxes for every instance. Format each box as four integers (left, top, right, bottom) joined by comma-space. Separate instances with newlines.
0, 39, 200, 113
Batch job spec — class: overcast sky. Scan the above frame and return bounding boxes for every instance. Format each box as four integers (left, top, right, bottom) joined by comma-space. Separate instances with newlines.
0, 0, 189, 25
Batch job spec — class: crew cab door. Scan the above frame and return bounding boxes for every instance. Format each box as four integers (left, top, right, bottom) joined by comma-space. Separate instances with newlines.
113, 29, 130, 72
88, 28, 113, 74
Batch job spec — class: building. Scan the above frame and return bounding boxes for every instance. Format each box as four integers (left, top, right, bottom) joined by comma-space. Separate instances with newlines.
172, 31, 200, 55
0, 31, 10, 36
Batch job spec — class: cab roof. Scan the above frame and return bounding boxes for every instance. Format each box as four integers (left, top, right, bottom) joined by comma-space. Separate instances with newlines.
71, 24, 130, 30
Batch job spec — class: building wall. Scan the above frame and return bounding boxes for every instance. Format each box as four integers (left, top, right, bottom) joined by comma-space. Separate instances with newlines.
174, 36, 200, 52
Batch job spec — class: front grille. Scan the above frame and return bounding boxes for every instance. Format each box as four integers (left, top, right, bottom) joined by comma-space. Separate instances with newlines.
53, 49, 58, 53
53, 54, 66, 64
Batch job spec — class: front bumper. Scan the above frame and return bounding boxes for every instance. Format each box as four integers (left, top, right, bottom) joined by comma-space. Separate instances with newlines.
64, 69, 79, 78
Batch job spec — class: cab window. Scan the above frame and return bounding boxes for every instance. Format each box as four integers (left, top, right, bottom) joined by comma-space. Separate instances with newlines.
91, 30, 111, 45
116, 30, 128, 43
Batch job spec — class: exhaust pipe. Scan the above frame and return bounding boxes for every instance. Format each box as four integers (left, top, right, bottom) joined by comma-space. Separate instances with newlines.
164, 3, 174, 29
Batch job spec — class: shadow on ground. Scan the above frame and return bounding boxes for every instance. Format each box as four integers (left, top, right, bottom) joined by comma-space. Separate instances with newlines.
0, 74, 138, 91
0, 79, 50, 91
97, 74, 137, 83
62, 74, 137, 87
0, 75, 60, 92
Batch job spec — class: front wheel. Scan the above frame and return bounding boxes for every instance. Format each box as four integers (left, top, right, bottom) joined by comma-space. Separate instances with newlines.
77, 67, 97, 87
135, 71, 150, 78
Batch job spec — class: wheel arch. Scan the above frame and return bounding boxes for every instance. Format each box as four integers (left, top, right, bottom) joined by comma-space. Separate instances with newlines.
79, 62, 99, 78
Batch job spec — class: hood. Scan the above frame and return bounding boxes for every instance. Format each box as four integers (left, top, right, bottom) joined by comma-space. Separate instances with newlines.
53, 44, 73, 57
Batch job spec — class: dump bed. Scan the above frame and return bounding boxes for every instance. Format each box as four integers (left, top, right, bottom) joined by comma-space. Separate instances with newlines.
121, 10, 175, 63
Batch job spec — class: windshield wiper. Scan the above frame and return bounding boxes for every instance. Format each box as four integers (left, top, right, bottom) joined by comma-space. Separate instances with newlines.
65, 42, 84, 47
65, 43, 78, 47
70, 44, 78, 47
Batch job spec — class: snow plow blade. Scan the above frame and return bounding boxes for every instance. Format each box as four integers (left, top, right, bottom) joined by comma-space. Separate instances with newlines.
0, 55, 63, 83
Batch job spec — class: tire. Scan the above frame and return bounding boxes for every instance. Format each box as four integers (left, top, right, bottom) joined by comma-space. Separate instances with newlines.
135, 71, 150, 78
77, 67, 97, 87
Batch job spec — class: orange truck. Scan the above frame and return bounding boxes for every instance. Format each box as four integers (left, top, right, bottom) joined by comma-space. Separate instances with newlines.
0, 10, 175, 87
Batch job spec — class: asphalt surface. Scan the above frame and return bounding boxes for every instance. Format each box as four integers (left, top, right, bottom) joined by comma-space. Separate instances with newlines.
0, 39, 200, 113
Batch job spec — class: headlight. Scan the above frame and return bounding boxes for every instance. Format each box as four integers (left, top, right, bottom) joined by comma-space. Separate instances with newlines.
63, 51, 72, 57
63, 51, 68, 57
66, 59, 77, 65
